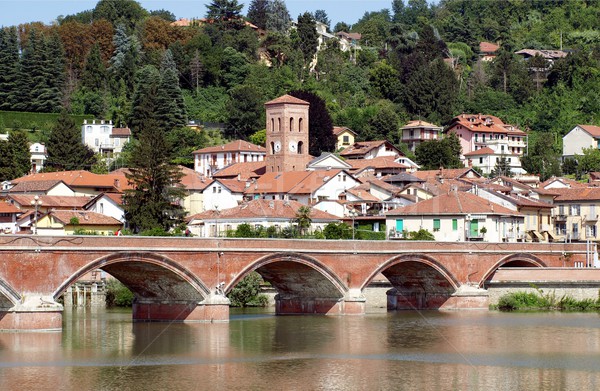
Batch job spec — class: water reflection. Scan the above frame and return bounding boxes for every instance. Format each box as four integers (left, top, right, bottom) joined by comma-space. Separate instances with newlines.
0, 308, 600, 390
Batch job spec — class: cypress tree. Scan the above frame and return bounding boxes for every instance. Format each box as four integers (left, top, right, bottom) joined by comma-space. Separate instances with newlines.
45, 110, 95, 171
39, 33, 65, 112
8, 130, 32, 178
247, 0, 269, 30
0, 27, 20, 111
129, 65, 160, 138
156, 49, 187, 132
81, 43, 107, 92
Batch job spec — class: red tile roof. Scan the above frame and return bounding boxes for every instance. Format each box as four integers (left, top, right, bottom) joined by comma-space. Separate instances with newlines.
264, 94, 310, 106
340, 140, 393, 157
245, 170, 346, 196
387, 191, 521, 216
178, 166, 212, 191
49, 210, 122, 226
9, 195, 91, 209
577, 125, 600, 138
110, 128, 131, 137
412, 168, 480, 181
192, 140, 266, 154
188, 199, 339, 221
539, 176, 587, 189
402, 120, 441, 129
347, 156, 408, 171
332, 126, 356, 136
464, 147, 495, 156
11, 170, 129, 191
480, 41, 499, 53
215, 178, 250, 193
448, 114, 526, 135
0, 202, 21, 214
212, 161, 266, 180
553, 187, 600, 201
7, 179, 68, 193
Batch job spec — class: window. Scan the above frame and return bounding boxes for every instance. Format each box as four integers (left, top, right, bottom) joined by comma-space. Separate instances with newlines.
572, 223, 579, 238
101, 126, 110, 133
433, 219, 440, 231
115, 138, 120, 147
479, 157, 483, 164
571, 204, 580, 216
475, 134, 478, 142
299, 118, 303, 132
395, 219, 403, 232
559, 205, 565, 216
290, 117, 294, 132
95, 138, 99, 146
86, 126, 92, 133
343, 135, 349, 145
452, 219, 458, 231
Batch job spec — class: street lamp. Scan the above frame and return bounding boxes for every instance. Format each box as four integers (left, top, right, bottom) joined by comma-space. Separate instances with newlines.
349, 209, 358, 240
30, 195, 42, 235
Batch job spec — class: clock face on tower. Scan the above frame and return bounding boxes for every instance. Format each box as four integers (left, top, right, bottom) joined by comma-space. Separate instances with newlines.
289, 141, 297, 152
274, 141, 281, 153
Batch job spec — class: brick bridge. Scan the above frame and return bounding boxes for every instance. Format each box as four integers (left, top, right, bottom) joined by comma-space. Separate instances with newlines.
0, 236, 587, 330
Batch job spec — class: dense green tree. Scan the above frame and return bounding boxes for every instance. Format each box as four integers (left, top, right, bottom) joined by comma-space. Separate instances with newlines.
221, 46, 250, 88
294, 206, 312, 235
266, 0, 291, 33
0, 27, 20, 111
81, 43, 107, 92
323, 222, 352, 239
149, 9, 176, 22
249, 129, 266, 146
577, 147, 600, 174
491, 155, 513, 178
296, 12, 319, 72
521, 135, 561, 181
129, 65, 161, 137
166, 127, 208, 167
415, 133, 462, 170
45, 110, 95, 171
92, 0, 148, 32
0, 140, 12, 181
247, 0, 269, 30
369, 60, 403, 102
313, 10, 330, 30
225, 85, 264, 140
156, 49, 188, 131
7, 130, 31, 179
227, 272, 268, 307
206, 0, 245, 29
333, 22, 351, 33
289, 90, 336, 156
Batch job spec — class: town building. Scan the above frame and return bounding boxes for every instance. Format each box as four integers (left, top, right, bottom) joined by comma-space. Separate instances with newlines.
446, 114, 527, 175
562, 125, 600, 159
36, 210, 122, 236
193, 140, 266, 178
29, 142, 46, 172
0, 201, 21, 234
479, 41, 499, 61
340, 140, 403, 160
552, 187, 600, 242
401, 120, 443, 152
332, 126, 357, 150
81, 119, 131, 158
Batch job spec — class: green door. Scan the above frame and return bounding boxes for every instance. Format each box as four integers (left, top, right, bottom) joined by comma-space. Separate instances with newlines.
396, 219, 404, 232
470, 220, 479, 238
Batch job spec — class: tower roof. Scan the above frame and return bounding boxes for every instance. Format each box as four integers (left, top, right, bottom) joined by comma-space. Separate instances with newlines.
265, 94, 310, 106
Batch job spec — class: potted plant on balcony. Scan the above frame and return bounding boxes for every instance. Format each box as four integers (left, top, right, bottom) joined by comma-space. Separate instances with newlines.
480, 226, 487, 240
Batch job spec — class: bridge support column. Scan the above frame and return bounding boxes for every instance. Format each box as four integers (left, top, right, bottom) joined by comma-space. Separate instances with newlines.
440, 285, 489, 310
0, 295, 63, 331
133, 295, 230, 323
275, 291, 366, 315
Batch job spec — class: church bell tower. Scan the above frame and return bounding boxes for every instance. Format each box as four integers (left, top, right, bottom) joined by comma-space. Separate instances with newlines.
264, 94, 310, 173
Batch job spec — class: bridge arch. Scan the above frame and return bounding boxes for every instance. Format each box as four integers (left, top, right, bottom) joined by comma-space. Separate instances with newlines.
479, 253, 546, 288
0, 278, 20, 309
363, 253, 460, 310
228, 252, 348, 300
53, 251, 211, 303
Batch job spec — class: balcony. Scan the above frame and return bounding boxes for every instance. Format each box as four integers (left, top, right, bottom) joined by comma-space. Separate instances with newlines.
584, 214, 599, 222
553, 214, 567, 222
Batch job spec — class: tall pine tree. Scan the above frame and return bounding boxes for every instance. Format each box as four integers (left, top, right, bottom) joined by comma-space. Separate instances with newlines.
247, 0, 269, 30
81, 43, 107, 91
45, 111, 95, 171
0, 27, 20, 111
8, 130, 32, 178
156, 49, 187, 132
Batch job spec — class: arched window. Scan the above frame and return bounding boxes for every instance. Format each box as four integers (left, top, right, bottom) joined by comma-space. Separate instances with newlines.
290, 117, 294, 132
299, 118, 303, 132
298, 141, 304, 154
270, 141, 275, 154
271, 118, 275, 132
278, 118, 281, 132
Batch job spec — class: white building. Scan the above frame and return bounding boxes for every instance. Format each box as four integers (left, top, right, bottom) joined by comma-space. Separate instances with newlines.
81, 119, 131, 158
193, 140, 266, 178
562, 125, 600, 159
29, 142, 46, 173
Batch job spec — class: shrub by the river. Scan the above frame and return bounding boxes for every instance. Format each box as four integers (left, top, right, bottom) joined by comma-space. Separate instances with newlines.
105, 279, 134, 307
496, 286, 600, 312
228, 272, 269, 307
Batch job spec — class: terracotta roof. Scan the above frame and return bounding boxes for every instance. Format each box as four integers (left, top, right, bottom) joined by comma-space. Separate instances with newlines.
192, 140, 266, 154
402, 120, 442, 129
336, 31, 361, 40
212, 161, 266, 180
0, 202, 21, 214
510, 194, 554, 208
11, 170, 128, 191
188, 199, 339, 222
110, 128, 131, 137
553, 187, 600, 201
332, 126, 357, 136
383, 173, 424, 183
577, 125, 600, 138
214, 178, 250, 193
264, 94, 310, 106
463, 147, 495, 156
48, 210, 122, 226
447, 114, 526, 135
412, 168, 480, 181
345, 187, 381, 202
178, 166, 212, 191
387, 191, 521, 216
539, 176, 587, 189
347, 156, 408, 171
340, 140, 393, 157
104, 193, 123, 205
245, 170, 346, 196
7, 179, 68, 193
480, 42, 499, 53
9, 194, 91, 209
360, 177, 403, 195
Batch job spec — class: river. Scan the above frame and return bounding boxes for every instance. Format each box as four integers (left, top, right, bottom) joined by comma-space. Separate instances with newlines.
1, 308, 599, 390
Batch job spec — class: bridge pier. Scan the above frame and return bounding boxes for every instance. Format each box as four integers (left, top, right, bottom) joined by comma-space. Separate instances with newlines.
132, 294, 230, 323
387, 285, 488, 310
0, 295, 63, 331
275, 291, 366, 315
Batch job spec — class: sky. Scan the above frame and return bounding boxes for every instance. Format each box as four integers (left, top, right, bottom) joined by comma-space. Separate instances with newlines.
0, 0, 395, 28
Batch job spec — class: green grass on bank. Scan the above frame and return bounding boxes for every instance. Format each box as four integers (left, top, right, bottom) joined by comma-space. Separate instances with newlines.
0, 111, 94, 133
493, 286, 600, 312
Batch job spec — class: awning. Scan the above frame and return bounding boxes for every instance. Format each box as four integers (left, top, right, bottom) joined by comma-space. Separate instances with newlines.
529, 230, 544, 241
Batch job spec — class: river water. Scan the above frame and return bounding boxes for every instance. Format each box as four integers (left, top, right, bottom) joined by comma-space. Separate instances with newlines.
1, 308, 600, 391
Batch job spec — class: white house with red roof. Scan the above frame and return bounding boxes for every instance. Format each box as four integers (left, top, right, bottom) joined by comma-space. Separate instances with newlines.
81, 119, 131, 158
203, 178, 248, 211
340, 140, 402, 160
562, 125, 600, 159
0, 201, 22, 234
186, 199, 340, 237
446, 114, 527, 174
36, 210, 123, 236
193, 140, 266, 178
332, 126, 357, 150
479, 42, 499, 61
386, 191, 524, 242
84, 193, 125, 223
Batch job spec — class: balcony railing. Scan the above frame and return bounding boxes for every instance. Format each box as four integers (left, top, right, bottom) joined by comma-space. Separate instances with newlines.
584, 214, 599, 222
553, 214, 567, 221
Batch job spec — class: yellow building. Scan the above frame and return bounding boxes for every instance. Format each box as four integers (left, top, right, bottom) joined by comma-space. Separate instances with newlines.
36, 210, 122, 236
